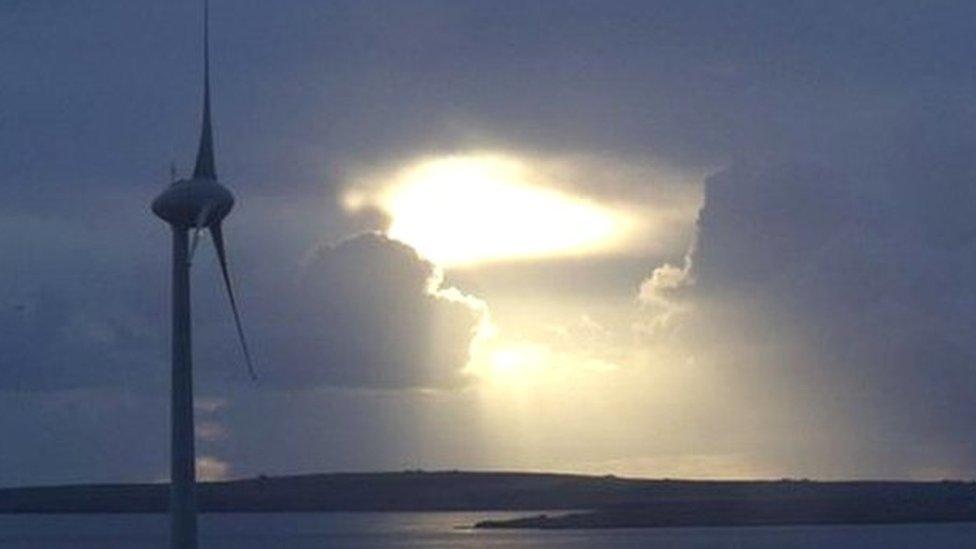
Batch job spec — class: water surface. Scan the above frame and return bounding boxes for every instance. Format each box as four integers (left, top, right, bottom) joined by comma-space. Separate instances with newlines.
0, 512, 973, 548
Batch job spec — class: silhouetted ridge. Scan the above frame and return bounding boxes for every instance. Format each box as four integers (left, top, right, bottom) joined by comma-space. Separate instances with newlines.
1, 471, 974, 525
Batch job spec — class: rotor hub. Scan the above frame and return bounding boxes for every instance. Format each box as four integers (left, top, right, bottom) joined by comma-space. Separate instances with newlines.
152, 177, 234, 228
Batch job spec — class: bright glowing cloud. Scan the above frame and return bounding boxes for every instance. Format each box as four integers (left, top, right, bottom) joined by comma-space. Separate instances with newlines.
344, 154, 638, 267
195, 456, 230, 481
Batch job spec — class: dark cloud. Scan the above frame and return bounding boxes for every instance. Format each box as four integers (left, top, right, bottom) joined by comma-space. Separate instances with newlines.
653, 155, 976, 476
0, 228, 485, 485
259, 232, 483, 389
0, 214, 168, 393
0, 225, 482, 394
0, 290, 161, 392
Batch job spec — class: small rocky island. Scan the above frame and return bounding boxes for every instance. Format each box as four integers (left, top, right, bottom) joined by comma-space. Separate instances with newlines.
475, 490, 976, 529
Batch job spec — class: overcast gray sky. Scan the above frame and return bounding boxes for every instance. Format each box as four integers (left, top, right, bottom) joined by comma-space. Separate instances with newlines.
2, 0, 976, 486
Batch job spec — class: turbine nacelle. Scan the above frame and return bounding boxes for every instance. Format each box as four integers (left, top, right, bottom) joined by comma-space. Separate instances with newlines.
151, 172, 256, 381
151, 176, 234, 229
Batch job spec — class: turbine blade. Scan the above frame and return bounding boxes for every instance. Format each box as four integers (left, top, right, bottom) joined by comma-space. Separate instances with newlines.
193, 0, 216, 180
189, 227, 203, 263
187, 205, 212, 264
210, 222, 257, 380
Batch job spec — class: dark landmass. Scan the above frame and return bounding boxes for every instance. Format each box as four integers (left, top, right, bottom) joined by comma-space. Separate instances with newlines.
1, 471, 974, 531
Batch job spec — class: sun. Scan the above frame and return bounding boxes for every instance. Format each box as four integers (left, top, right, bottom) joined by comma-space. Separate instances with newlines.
344, 154, 634, 267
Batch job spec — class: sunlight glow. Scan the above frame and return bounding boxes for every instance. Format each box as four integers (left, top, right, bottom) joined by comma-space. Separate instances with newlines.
345, 154, 635, 267
486, 343, 549, 378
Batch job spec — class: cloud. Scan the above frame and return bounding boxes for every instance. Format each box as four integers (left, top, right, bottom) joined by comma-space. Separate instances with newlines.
0, 214, 167, 393
195, 456, 230, 481
0, 212, 488, 394
636, 237, 696, 338
261, 232, 488, 390
196, 421, 227, 443
640, 159, 976, 476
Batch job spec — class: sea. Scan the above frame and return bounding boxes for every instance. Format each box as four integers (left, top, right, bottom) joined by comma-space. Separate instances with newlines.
0, 512, 974, 548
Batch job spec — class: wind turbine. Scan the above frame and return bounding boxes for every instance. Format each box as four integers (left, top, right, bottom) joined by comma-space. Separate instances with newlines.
151, 1, 254, 547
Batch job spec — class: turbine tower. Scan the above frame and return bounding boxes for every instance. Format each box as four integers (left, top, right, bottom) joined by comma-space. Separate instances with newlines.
151, 1, 254, 547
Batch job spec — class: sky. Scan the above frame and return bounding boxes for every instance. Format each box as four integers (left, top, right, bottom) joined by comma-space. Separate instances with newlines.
2, 0, 976, 486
